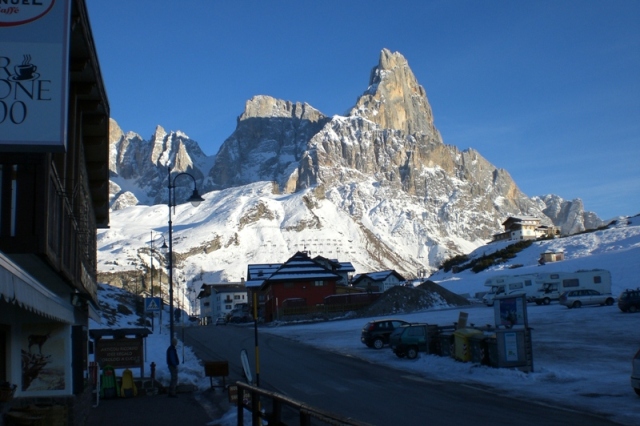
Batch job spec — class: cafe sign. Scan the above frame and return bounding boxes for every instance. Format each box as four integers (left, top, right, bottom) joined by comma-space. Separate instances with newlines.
0, 0, 70, 152
95, 338, 144, 369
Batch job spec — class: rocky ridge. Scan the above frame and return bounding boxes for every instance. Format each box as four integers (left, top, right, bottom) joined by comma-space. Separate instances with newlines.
104, 49, 604, 280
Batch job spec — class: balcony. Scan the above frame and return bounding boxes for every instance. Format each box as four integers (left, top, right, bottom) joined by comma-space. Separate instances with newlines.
0, 153, 99, 303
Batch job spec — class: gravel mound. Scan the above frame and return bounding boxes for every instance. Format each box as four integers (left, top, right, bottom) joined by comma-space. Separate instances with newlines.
358, 281, 470, 317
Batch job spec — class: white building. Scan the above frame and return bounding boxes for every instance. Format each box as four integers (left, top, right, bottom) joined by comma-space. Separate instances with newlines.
493, 216, 558, 242
351, 270, 407, 292
198, 282, 247, 324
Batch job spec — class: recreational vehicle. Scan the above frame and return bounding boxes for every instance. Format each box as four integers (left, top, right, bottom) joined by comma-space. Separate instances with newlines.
533, 269, 612, 305
482, 274, 539, 306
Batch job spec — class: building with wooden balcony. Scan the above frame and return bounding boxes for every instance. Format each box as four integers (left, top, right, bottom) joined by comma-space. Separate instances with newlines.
0, 0, 109, 423
492, 216, 559, 242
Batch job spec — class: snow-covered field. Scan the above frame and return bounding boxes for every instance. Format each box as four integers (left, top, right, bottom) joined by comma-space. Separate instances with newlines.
94, 215, 640, 425
262, 303, 640, 426
429, 216, 640, 299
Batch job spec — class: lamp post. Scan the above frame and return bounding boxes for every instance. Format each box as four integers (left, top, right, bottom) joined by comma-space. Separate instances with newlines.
149, 231, 168, 298
148, 232, 168, 333
167, 166, 204, 343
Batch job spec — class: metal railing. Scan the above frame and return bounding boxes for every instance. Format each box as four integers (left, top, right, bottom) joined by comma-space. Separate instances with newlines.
236, 382, 372, 426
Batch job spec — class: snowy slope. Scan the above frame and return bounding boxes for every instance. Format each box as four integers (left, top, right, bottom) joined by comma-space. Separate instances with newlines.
430, 215, 640, 298
93, 214, 640, 425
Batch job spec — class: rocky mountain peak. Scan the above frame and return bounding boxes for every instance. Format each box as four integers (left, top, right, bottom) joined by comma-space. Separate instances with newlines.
105, 49, 604, 277
207, 95, 330, 190
533, 195, 603, 235
240, 95, 326, 122
108, 118, 214, 209
350, 48, 438, 139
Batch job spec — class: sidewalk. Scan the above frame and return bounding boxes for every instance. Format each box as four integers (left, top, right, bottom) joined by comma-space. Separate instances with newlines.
85, 386, 231, 426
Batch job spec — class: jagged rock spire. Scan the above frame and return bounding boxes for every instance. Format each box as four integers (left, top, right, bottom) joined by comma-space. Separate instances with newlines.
350, 49, 438, 139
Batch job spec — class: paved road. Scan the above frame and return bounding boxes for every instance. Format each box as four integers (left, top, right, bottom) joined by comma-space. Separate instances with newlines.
184, 324, 620, 426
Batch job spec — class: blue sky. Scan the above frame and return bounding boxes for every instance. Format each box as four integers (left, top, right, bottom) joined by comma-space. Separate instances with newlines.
85, 1, 639, 220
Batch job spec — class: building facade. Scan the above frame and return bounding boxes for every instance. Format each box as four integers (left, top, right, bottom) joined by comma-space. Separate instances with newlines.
197, 282, 248, 324
258, 252, 341, 322
351, 270, 407, 292
492, 216, 558, 242
0, 1, 109, 422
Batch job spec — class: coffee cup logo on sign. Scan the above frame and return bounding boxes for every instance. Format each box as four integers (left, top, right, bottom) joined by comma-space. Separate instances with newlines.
10, 55, 39, 81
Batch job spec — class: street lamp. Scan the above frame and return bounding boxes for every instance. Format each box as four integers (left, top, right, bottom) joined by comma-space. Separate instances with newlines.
167, 166, 204, 343
149, 231, 168, 299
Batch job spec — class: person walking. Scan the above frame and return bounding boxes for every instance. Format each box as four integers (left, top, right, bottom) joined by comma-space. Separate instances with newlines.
166, 337, 180, 397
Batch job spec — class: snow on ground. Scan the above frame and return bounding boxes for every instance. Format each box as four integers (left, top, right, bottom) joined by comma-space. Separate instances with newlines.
430, 216, 640, 299
93, 216, 640, 425
262, 304, 640, 425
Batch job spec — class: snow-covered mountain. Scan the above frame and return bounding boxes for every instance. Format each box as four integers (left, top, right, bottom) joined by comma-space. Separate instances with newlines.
109, 121, 216, 208
101, 49, 607, 288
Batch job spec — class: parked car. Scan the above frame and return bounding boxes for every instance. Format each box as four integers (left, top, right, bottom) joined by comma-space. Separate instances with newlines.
632, 348, 640, 396
558, 289, 615, 309
618, 288, 640, 313
389, 323, 439, 359
215, 317, 227, 326
361, 319, 409, 349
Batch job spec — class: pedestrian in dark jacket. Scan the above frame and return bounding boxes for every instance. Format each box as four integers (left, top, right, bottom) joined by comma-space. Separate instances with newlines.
166, 338, 179, 397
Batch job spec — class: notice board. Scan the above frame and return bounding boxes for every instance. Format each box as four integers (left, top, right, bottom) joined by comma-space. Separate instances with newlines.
95, 338, 143, 369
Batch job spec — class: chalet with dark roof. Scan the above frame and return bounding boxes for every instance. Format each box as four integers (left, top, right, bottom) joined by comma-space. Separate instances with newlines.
492, 216, 559, 242
351, 270, 407, 292
259, 252, 341, 322
312, 255, 356, 286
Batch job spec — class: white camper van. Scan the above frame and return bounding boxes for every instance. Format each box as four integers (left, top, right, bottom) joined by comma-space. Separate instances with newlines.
482, 274, 539, 306
533, 269, 612, 305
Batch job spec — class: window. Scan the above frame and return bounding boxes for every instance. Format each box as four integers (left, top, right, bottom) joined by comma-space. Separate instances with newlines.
550, 274, 559, 279
407, 327, 424, 337
234, 295, 241, 300
284, 283, 293, 288
563, 279, 579, 288
524, 280, 532, 286
509, 283, 523, 290
593, 276, 602, 284
315, 281, 324, 286
225, 305, 232, 310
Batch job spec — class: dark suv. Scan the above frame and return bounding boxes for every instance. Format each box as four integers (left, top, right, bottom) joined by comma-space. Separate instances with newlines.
389, 323, 439, 359
618, 288, 640, 313
361, 319, 409, 349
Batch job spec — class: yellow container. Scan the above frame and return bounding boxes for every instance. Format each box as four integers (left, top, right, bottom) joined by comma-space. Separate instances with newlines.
453, 328, 483, 362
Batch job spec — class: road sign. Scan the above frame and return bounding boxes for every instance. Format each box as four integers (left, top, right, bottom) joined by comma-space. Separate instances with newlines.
240, 349, 252, 384
145, 297, 162, 312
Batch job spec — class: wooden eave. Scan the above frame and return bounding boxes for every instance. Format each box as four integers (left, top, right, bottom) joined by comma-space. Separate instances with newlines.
70, 0, 110, 228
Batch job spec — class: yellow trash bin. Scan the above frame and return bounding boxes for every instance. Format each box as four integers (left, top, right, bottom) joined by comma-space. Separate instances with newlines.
453, 328, 483, 362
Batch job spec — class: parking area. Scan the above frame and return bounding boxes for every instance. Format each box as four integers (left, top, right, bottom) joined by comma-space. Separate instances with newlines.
264, 304, 640, 425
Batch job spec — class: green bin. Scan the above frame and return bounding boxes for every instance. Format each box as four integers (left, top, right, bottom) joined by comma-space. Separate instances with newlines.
469, 333, 489, 365
485, 335, 498, 367
438, 332, 454, 357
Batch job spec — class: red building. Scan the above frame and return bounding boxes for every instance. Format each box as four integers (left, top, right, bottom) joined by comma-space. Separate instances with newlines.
259, 252, 341, 322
